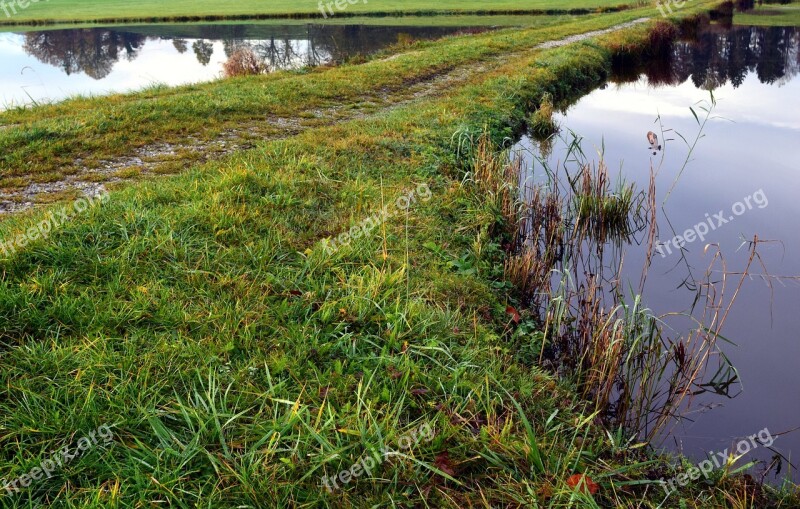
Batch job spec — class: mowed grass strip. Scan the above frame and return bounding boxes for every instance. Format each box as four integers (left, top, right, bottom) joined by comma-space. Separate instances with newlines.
3, 0, 636, 24
734, 1, 800, 25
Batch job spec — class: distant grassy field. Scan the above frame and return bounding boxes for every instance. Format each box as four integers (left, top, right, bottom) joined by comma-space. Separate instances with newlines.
0, 15, 587, 35
0, 14, 582, 33
0, 0, 639, 25
734, 2, 800, 25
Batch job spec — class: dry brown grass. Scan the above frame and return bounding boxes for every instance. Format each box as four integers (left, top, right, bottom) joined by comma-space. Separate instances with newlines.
222, 47, 268, 78
469, 132, 756, 443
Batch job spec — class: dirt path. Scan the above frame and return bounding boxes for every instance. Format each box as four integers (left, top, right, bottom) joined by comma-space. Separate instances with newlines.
0, 18, 650, 214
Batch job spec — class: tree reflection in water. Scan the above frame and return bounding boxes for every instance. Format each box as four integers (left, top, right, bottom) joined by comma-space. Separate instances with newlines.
612, 25, 800, 88
22, 29, 146, 80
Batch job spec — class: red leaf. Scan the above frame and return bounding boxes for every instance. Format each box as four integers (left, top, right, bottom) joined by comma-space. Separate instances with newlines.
410, 388, 430, 396
566, 474, 599, 495
434, 452, 456, 477
506, 305, 521, 324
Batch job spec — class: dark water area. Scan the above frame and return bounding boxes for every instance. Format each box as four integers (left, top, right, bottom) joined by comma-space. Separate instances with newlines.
0, 23, 482, 108
514, 24, 800, 481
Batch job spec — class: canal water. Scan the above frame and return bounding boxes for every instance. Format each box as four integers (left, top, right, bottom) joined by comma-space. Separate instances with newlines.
513, 24, 800, 481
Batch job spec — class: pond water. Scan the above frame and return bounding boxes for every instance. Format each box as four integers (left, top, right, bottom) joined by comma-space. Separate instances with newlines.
0, 22, 489, 108
514, 24, 800, 480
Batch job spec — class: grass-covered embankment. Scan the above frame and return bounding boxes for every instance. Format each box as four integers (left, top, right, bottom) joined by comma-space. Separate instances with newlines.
2, 3, 798, 508
1, 0, 638, 26
734, 0, 800, 26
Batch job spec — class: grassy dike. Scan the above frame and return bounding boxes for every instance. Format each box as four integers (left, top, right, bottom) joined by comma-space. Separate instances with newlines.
1, 5, 798, 509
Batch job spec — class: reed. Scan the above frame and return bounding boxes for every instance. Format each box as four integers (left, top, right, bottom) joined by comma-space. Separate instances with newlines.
462, 129, 748, 445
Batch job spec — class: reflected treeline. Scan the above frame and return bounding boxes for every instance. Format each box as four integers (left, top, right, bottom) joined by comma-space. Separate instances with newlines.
22, 29, 146, 80
613, 25, 800, 88
21, 24, 469, 79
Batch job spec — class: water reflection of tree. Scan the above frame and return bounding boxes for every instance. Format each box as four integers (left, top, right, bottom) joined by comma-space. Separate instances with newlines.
23, 29, 145, 80
223, 37, 318, 71
638, 26, 800, 88
172, 38, 188, 54
192, 40, 214, 66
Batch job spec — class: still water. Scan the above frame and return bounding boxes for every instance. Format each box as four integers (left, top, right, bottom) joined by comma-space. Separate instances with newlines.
0, 23, 485, 108
514, 24, 800, 480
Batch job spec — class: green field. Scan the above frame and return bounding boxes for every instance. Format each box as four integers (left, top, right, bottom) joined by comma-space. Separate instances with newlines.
0, 14, 583, 34
1, 0, 638, 25
734, 1, 800, 25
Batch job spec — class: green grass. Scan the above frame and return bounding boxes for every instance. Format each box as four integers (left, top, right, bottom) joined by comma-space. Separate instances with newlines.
48, 13, 576, 37
1, 0, 643, 25
734, 1, 800, 25
2, 3, 798, 507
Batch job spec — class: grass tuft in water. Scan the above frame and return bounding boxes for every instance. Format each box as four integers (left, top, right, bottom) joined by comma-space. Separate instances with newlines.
528, 92, 560, 138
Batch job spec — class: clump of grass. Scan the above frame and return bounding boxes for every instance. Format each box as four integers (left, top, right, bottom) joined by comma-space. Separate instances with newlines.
647, 20, 680, 50
676, 12, 711, 40
452, 129, 523, 248
572, 162, 637, 244
396, 33, 415, 48
503, 183, 564, 303
222, 47, 268, 78
528, 92, 559, 138
710, 0, 736, 20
